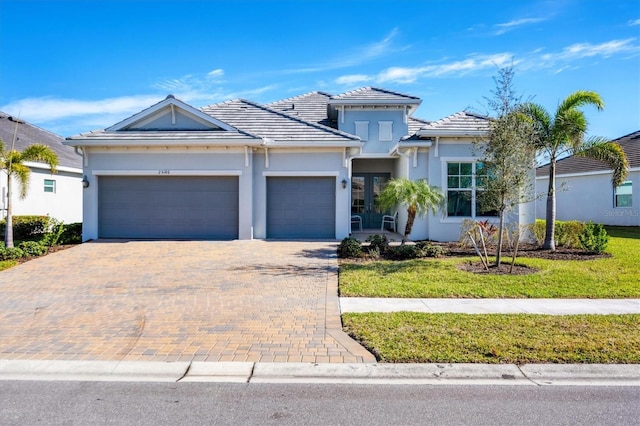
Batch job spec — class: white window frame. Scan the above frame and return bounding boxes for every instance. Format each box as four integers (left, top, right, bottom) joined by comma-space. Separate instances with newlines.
378, 121, 393, 142
354, 121, 369, 141
614, 180, 632, 208
440, 158, 496, 222
44, 179, 56, 194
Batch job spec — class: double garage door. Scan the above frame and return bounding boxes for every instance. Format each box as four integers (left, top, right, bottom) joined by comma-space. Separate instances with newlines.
98, 176, 336, 239
98, 176, 239, 239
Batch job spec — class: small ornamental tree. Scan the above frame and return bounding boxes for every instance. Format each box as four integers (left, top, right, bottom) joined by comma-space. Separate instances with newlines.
475, 65, 536, 266
378, 178, 444, 245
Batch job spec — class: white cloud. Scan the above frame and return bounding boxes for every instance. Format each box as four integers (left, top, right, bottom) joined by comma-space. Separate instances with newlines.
494, 17, 547, 35
335, 53, 515, 85
284, 28, 403, 74
629, 19, 640, 26
539, 38, 638, 66
207, 68, 225, 80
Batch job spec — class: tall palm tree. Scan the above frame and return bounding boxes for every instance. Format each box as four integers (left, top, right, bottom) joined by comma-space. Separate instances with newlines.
523, 91, 628, 250
1, 138, 59, 248
379, 178, 444, 244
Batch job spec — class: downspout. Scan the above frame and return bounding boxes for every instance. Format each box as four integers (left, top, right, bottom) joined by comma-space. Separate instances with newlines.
434, 136, 439, 158
394, 147, 412, 177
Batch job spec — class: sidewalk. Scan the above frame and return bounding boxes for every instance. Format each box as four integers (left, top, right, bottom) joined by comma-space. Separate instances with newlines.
340, 298, 640, 315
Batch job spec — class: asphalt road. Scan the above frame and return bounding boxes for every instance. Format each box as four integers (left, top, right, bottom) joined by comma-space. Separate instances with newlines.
1, 381, 639, 425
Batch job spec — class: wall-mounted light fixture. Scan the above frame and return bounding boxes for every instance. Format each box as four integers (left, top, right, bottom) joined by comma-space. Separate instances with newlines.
82, 175, 90, 188
341, 178, 348, 189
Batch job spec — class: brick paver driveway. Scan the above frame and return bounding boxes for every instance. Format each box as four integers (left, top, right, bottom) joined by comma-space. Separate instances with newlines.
0, 241, 374, 363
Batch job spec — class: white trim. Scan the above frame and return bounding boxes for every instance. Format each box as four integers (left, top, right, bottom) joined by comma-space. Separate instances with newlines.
107, 96, 236, 132
23, 161, 82, 174
262, 171, 339, 177
92, 170, 243, 176
378, 121, 393, 142
535, 167, 640, 180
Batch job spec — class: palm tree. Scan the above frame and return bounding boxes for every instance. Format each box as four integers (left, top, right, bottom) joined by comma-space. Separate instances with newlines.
1, 138, 59, 248
523, 91, 628, 250
378, 178, 444, 244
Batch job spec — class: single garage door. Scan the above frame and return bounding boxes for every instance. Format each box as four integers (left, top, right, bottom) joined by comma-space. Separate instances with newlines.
99, 176, 238, 239
267, 177, 335, 238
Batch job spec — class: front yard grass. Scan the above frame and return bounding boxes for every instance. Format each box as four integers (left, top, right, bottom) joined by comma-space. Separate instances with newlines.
339, 227, 640, 298
342, 312, 640, 363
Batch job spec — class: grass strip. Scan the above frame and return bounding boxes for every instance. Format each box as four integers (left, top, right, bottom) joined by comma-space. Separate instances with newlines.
342, 312, 640, 364
340, 229, 640, 298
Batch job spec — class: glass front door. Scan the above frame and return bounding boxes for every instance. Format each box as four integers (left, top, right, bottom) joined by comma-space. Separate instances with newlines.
351, 173, 390, 229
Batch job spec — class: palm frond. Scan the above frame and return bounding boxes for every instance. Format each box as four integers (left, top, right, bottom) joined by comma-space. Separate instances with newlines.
20, 144, 59, 173
556, 90, 604, 117
577, 137, 629, 187
12, 163, 32, 198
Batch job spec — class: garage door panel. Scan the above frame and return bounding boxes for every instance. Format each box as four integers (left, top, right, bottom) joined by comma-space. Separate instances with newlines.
99, 176, 238, 239
267, 177, 335, 239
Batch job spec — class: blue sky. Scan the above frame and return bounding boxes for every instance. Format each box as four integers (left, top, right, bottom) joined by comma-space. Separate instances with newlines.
1, 0, 638, 139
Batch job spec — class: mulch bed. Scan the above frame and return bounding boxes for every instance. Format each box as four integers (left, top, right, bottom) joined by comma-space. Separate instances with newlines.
439, 243, 611, 261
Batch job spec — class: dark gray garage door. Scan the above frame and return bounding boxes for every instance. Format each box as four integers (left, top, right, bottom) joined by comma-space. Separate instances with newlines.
99, 176, 238, 239
267, 177, 335, 239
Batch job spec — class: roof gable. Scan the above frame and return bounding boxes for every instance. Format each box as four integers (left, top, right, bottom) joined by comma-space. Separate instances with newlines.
107, 95, 237, 132
330, 87, 420, 103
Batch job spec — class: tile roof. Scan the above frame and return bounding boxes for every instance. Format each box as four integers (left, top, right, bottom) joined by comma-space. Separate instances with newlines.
536, 130, 640, 177
202, 99, 360, 143
66, 129, 256, 142
330, 86, 421, 102
417, 111, 491, 136
0, 111, 81, 169
408, 117, 431, 135
266, 91, 335, 128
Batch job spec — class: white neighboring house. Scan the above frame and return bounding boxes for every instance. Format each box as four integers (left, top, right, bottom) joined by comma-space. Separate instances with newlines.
64, 88, 536, 242
536, 130, 640, 227
0, 112, 83, 224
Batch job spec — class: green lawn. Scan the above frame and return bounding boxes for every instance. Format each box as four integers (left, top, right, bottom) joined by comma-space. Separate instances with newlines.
342, 312, 640, 363
339, 226, 640, 298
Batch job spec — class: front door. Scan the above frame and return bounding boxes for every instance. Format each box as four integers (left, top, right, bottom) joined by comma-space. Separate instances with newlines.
351, 173, 390, 229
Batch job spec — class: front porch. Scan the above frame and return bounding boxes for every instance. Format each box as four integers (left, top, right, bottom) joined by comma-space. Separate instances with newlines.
349, 229, 405, 244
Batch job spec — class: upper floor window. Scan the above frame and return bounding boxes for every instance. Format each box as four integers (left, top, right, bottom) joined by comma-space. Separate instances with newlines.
615, 181, 632, 207
354, 121, 369, 141
446, 162, 497, 217
378, 121, 393, 142
44, 179, 56, 194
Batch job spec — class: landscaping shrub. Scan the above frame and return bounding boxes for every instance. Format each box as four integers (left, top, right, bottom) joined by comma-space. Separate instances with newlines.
415, 241, 445, 258
579, 222, 609, 254
60, 222, 82, 244
41, 218, 65, 247
365, 234, 389, 254
0, 215, 49, 240
530, 220, 586, 248
338, 237, 363, 258
18, 241, 48, 257
385, 244, 419, 260
0, 245, 25, 261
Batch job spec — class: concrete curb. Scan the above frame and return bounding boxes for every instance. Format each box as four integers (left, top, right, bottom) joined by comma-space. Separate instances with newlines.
0, 360, 190, 382
2, 360, 639, 385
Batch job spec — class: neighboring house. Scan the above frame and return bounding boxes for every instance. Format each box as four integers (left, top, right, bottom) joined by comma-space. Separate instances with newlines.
536, 130, 640, 226
0, 112, 83, 224
65, 87, 535, 242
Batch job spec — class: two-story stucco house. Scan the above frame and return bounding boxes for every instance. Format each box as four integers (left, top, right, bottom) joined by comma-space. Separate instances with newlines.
1, 112, 83, 224
64, 87, 535, 242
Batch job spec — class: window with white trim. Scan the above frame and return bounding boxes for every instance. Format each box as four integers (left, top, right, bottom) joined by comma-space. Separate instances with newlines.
44, 179, 56, 194
378, 121, 393, 141
354, 121, 369, 141
446, 162, 497, 217
614, 181, 632, 207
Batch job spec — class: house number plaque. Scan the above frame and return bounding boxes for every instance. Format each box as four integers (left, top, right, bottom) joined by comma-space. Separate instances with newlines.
158, 170, 171, 174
